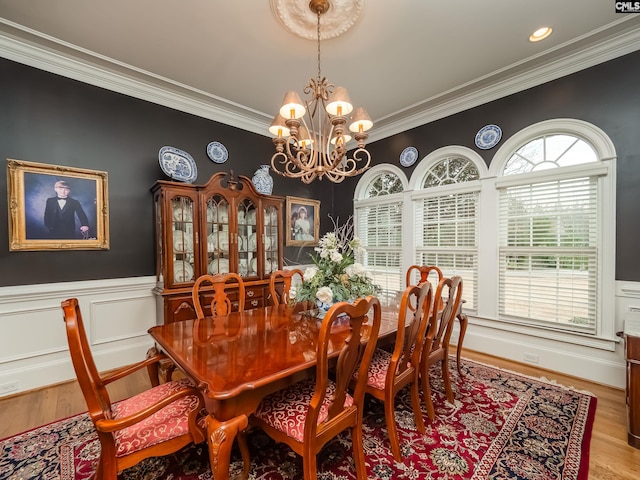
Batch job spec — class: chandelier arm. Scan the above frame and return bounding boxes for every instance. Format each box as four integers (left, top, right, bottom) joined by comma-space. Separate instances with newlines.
268, 0, 372, 184
349, 148, 372, 175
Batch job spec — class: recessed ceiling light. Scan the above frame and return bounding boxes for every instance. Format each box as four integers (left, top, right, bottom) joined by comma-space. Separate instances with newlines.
530, 27, 553, 42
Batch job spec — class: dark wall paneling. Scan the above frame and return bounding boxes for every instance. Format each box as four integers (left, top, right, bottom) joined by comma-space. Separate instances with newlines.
360, 50, 640, 281
0, 58, 329, 287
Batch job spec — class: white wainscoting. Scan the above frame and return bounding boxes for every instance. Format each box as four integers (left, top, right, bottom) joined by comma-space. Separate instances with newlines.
0, 277, 158, 397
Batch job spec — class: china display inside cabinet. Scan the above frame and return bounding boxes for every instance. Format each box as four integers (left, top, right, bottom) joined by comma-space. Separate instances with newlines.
151, 172, 284, 324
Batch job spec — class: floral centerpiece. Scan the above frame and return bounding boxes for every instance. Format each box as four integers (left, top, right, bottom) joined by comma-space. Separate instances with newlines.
295, 216, 380, 316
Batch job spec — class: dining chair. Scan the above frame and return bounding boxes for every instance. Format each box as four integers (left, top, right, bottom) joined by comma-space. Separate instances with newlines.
61, 298, 206, 480
420, 276, 463, 420
192, 272, 245, 318
269, 268, 304, 306
249, 296, 382, 480
407, 264, 468, 378
356, 281, 433, 461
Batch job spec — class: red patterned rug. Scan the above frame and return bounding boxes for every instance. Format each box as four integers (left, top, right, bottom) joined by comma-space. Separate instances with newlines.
0, 358, 596, 479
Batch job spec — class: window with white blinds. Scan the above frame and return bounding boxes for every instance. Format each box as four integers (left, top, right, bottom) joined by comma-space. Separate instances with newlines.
351, 122, 615, 346
356, 201, 403, 304
498, 176, 598, 333
414, 191, 478, 310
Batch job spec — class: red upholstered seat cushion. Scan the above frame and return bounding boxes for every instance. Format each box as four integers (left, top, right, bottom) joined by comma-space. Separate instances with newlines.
253, 378, 354, 443
361, 348, 392, 390
111, 378, 204, 456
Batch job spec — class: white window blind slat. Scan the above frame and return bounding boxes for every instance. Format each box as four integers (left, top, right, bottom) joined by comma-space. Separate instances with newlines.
499, 176, 598, 333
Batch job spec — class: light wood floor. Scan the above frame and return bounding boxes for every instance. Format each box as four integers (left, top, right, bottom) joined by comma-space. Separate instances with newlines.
1, 349, 639, 479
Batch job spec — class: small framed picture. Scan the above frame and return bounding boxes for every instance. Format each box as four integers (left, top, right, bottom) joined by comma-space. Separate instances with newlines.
286, 196, 320, 246
6, 159, 110, 251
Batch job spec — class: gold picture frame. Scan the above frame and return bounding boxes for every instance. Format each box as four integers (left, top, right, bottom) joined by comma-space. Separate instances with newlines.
286, 196, 320, 246
7, 159, 109, 251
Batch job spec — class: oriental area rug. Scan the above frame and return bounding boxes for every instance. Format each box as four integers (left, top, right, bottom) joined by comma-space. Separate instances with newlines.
0, 358, 596, 480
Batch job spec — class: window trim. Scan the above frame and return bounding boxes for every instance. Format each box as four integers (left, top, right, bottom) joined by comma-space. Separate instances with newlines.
352, 120, 617, 349
490, 119, 617, 342
409, 145, 489, 190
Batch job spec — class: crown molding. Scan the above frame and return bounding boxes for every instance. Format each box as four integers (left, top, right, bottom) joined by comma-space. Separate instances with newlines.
0, 20, 271, 136
2, 17, 640, 144
369, 17, 640, 142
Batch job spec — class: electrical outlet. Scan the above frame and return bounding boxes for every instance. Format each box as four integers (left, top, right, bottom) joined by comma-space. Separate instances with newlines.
523, 353, 539, 364
0, 381, 19, 395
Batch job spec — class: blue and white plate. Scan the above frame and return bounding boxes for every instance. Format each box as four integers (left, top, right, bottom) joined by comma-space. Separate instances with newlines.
400, 146, 418, 167
207, 141, 228, 164
158, 146, 197, 183
475, 124, 502, 150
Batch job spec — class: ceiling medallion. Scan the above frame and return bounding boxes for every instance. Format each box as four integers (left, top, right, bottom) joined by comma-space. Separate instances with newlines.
270, 0, 365, 40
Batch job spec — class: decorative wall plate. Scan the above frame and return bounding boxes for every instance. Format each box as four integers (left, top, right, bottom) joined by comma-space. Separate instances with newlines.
400, 146, 418, 167
207, 141, 228, 163
475, 124, 502, 150
159, 146, 197, 183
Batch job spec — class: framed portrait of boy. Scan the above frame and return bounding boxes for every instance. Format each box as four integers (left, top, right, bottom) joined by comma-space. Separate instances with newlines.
7, 159, 110, 251
286, 196, 320, 246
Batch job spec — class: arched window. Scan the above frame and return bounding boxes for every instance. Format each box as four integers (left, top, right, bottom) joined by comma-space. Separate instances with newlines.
410, 147, 486, 312
491, 119, 616, 336
354, 165, 407, 303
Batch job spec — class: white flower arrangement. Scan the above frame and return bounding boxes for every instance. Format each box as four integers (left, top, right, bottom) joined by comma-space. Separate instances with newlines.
295, 216, 379, 307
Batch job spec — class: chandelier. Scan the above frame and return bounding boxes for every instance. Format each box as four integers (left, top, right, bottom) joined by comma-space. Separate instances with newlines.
269, 0, 373, 184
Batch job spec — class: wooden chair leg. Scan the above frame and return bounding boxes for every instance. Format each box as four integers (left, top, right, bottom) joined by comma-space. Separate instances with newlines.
442, 357, 455, 404
385, 395, 402, 461
456, 313, 468, 378
102, 457, 118, 480
302, 445, 318, 480
410, 379, 426, 433
352, 422, 368, 480
421, 361, 436, 421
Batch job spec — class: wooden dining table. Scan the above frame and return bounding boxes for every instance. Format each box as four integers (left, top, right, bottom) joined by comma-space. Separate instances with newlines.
148, 303, 399, 480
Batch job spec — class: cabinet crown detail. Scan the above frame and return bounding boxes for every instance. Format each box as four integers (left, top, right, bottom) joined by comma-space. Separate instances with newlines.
151, 171, 284, 324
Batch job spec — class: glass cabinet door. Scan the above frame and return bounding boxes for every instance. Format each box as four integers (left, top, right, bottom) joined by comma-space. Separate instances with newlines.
264, 204, 280, 275
237, 198, 258, 278
171, 195, 196, 284
205, 194, 230, 276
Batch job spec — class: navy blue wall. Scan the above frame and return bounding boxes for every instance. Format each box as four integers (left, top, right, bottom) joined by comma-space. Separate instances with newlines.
0, 59, 330, 286
1, 49, 639, 286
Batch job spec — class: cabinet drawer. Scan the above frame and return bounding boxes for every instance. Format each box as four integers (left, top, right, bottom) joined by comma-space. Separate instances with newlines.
246, 297, 264, 309
245, 286, 264, 300
165, 296, 197, 323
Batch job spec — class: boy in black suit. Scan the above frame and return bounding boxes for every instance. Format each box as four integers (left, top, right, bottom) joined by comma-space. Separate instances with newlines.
44, 180, 90, 239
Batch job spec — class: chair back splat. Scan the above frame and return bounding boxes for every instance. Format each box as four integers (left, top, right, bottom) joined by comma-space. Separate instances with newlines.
269, 268, 304, 306
406, 264, 443, 289
250, 296, 382, 480
61, 298, 206, 479
192, 272, 245, 318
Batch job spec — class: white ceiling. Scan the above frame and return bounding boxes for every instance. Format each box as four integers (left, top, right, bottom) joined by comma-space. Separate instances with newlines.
1, 1, 640, 142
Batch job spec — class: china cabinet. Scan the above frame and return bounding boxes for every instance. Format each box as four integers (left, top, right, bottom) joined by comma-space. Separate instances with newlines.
151, 171, 284, 324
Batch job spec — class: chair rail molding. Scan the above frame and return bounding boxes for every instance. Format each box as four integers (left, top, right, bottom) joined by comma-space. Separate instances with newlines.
0, 276, 157, 397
